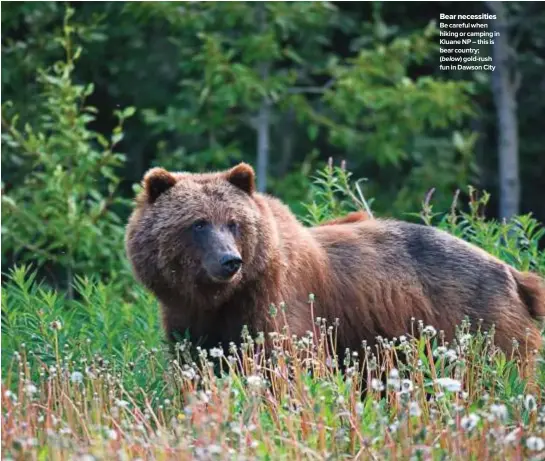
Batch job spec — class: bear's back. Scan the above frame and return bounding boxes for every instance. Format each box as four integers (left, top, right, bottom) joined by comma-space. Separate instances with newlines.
309, 218, 518, 332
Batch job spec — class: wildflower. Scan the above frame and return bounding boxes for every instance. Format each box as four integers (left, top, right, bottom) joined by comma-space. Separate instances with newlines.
445, 349, 458, 362
115, 399, 130, 409
434, 346, 447, 357
49, 320, 62, 331
107, 429, 117, 441
389, 420, 400, 433
524, 395, 537, 412
400, 379, 414, 394
526, 436, 545, 452
208, 445, 222, 454
355, 402, 364, 416
246, 375, 263, 389
85, 367, 96, 379
336, 396, 345, 405
371, 378, 385, 392
209, 347, 223, 358
504, 428, 520, 445
70, 371, 84, 384
25, 383, 38, 396
388, 369, 400, 390
409, 402, 422, 417
490, 404, 508, 422
181, 367, 196, 380
436, 377, 462, 392
422, 325, 437, 338
4, 390, 17, 402
460, 413, 480, 432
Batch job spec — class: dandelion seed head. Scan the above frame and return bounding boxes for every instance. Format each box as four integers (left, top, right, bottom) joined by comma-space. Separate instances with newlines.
526, 436, 545, 452
436, 377, 462, 392
423, 325, 437, 338
208, 444, 222, 454
49, 320, 62, 331
400, 379, 413, 394
490, 404, 508, 422
25, 383, 38, 396
524, 395, 537, 412
445, 349, 458, 362
461, 413, 480, 432
355, 402, 364, 416
246, 375, 263, 389
115, 399, 130, 409
209, 347, 223, 358
70, 371, 83, 384
409, 402, 422, 417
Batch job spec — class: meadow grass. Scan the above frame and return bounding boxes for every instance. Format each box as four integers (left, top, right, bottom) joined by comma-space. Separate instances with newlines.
1, 265, 545, 460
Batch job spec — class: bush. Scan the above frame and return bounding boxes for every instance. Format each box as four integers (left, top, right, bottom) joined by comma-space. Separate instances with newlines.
1, 7, 133, 297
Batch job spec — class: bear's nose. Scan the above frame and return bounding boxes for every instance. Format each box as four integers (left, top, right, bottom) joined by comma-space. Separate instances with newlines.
220, 254, 243, 276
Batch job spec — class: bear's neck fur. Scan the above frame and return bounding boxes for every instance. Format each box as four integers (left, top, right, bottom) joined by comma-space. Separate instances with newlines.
159, 192, 333, 350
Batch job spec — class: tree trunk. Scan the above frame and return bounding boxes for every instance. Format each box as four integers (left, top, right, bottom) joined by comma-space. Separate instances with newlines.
488, 2, 520, 220
255, 4, 270, 193
256, 81, 270, 193
278, 106, 295, 177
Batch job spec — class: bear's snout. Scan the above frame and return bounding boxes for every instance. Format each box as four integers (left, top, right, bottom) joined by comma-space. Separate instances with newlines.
220, 254, 243, 278
203, 251, 243, 282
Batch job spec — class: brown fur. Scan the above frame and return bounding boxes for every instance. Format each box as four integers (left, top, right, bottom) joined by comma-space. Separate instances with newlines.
319, 211, 371, 226
125, 163, 545, 359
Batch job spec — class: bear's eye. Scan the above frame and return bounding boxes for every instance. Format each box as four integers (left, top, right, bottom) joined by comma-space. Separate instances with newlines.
228, 221, 238, 233
193, 219, 209, 231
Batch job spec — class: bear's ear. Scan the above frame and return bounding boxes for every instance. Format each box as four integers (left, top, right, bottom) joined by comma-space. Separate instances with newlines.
225, 163, 255, 195
143, 167, 177, 203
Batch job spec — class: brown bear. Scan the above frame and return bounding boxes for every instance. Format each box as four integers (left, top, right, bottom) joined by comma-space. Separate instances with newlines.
125, 162, 545, 359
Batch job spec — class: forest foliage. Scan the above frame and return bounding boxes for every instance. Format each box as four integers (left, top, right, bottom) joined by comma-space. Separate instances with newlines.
5, 2, 545, 291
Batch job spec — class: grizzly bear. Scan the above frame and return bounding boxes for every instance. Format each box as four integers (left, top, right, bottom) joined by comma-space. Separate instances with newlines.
125, 162, 545, 360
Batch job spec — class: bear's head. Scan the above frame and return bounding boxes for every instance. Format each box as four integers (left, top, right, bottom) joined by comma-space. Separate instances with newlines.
125, 163, 272, 307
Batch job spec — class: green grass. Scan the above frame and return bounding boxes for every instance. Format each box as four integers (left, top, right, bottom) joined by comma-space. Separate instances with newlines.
2, 173, 545, 460
1, 272, 545, 460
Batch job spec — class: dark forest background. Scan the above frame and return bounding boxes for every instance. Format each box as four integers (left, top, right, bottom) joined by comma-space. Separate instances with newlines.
2, 1, 544, 292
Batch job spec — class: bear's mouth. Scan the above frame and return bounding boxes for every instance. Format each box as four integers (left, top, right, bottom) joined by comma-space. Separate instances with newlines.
196, 267, 242, 286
